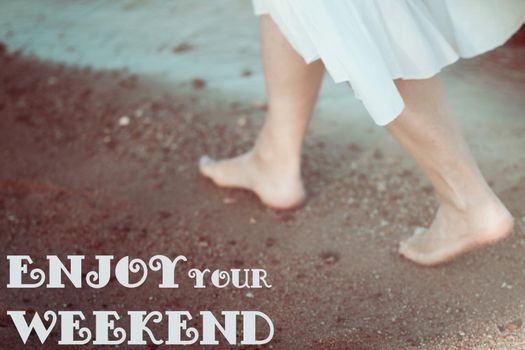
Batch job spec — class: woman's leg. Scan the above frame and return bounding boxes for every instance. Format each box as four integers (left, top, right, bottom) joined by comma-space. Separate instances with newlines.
387, 76, 514, 266
199, 15, 324, 209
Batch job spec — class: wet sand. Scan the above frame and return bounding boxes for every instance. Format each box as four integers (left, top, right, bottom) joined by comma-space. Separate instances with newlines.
0, 45, 525, 349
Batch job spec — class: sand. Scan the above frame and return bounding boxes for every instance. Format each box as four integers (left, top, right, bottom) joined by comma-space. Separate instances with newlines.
0, 43, 524, 349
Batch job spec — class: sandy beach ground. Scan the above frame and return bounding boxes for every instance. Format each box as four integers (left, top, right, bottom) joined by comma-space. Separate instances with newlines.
1, 1, 525, 349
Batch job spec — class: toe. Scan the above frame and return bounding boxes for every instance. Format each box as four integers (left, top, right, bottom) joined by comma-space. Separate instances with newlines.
199, 155, 213, 167
398, 240, 408, 255
398, 234, 424, 263
398, 227, 427, 259
414, 226, 427, 235
199, 155, 215, 176
398, 241, 417, 263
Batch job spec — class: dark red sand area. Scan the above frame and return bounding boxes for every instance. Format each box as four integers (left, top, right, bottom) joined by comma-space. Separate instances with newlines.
0, 45, 524, 349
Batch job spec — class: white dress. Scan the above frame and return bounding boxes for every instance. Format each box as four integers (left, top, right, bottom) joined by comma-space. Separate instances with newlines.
252, 0, 525, 125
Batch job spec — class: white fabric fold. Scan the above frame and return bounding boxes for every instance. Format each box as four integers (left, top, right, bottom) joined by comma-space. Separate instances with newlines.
252, 0, 525, 125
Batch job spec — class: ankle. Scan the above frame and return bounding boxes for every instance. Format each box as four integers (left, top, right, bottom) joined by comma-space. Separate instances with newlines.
440, 191, 514, 227
438, 179, 501, 213
252, 142, 301, 171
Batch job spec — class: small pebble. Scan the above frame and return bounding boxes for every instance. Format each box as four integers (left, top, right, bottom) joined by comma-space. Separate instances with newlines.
498, 319, 522, 332
173, 42, 194, 53
192, 78, 206, 89
376, 181, 387, 192
321, 252, 339, 265
223, 197, 236, 204
373, 149, 384, 159
118, 115, 130, 126
237, 116, 248, 127
47, 76, 57, 85
501, 282, 513, 289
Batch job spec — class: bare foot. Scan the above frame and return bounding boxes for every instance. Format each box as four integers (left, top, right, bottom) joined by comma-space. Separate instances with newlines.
199, 150, 305, 210
399, 198, 514, 266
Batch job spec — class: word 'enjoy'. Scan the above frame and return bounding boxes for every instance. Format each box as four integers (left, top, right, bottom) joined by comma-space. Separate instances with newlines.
7, 255, 272, 289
